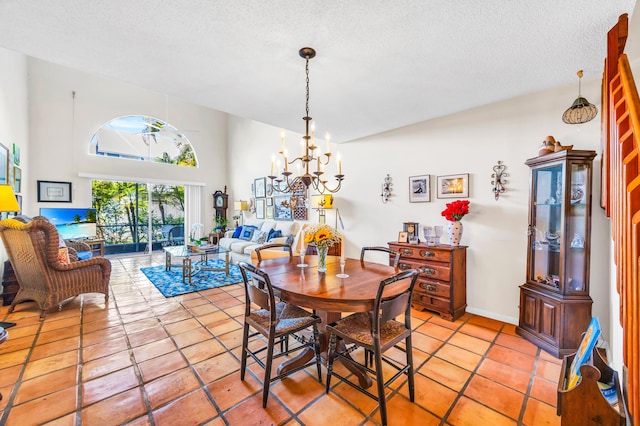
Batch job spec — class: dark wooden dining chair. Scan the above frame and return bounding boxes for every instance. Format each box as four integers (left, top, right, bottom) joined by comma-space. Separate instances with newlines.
360, 246, 400, 268
325, 268, 419, 426
254, 243, 292, 262
237, 261, 322, 408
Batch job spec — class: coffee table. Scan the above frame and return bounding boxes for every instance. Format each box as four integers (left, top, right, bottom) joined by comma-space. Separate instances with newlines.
163, 245, 230, 284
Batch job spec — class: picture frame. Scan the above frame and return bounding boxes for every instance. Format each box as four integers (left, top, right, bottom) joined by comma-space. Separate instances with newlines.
13, 167, 21, 193
266, 197, 273, 206
37, 180, 72, 203
274, 195, 293, 221
398, 231, 409, 243
437, 173, 469, 199
254, 177, 266, 198
266, 205, 274, 219
0, 143, 8, 186
409, 175, 430, 202
255, 198, 265, 219
12, 144, 20, 166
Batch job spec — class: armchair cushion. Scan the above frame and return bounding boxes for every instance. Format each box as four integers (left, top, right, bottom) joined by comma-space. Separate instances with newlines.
232, 226, 243, 238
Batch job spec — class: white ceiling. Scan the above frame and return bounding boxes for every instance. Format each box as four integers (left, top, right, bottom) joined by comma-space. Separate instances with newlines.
0, 1, 636, 143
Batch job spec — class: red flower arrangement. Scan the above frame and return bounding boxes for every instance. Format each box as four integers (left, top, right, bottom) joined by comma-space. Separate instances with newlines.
441, 200, 470, 222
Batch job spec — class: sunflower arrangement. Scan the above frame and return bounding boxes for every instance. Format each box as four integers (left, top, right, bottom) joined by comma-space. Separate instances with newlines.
304, 224, 342, 249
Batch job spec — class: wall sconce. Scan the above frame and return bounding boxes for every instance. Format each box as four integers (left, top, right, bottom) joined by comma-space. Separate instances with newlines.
381, 174, 392, 203
491, 161, 508, 200
311, 194, 334, 223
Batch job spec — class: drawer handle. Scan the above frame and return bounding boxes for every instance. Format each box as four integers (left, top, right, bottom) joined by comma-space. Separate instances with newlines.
399, 263, 412, 271
419, 250, 435, 257
422, 284, 437, 292
420, 267, 436, 275
401, 248, 413, 255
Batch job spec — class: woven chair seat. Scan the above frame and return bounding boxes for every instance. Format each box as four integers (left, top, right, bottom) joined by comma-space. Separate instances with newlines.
327, 312, 409, 350
248, 302, 318, 336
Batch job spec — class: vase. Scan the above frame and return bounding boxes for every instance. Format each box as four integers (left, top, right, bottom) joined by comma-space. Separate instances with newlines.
447, 221, 463, 246
317, 246, 329, 273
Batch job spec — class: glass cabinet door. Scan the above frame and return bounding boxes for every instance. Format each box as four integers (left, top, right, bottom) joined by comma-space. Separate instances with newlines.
529, 163, 563, 290
566, 163, 588, 292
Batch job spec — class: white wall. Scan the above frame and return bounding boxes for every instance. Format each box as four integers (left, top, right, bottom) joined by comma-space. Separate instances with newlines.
0, 48, 29, 269
227, 78, 610, 334
27, 58, 229, 233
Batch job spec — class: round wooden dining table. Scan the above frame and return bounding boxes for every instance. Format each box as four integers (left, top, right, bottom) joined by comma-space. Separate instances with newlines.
257, 254, 405, 388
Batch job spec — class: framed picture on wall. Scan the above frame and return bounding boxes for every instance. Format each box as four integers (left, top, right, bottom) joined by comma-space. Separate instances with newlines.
254, 177, 266, 198
37, 180, 72, 202
13, 167, 21, 193
266, 206, 274, 219
274, 196, 293, 221
0, 143, 8, 186
12, 144, 20, 166
255, 198, 265, 219
437, 173, 469, 199
409, 175, 430, 202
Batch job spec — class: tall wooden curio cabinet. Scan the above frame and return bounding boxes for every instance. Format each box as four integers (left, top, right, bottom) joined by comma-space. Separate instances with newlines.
516, 150, 596, 358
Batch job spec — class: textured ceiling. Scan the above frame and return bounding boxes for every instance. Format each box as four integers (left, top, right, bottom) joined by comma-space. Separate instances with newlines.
0, 1, 636, 142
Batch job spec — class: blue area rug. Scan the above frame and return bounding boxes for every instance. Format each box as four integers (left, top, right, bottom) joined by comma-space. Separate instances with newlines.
141, 258, 243, 297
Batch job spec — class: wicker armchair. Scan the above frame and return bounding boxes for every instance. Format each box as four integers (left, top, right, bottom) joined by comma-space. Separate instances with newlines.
0, 218, 111, 319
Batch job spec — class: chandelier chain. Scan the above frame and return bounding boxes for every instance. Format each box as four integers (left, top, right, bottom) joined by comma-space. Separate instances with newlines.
305, 57, 310, 118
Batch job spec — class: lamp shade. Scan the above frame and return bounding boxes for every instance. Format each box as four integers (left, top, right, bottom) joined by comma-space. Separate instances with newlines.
0, 185, 20, 212
234, 200, 248, 211
311, 194, 333, 209
562, 97, 598, 124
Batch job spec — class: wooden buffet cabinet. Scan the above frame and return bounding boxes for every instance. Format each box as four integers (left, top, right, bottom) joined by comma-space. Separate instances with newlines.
388, 242, 467, 321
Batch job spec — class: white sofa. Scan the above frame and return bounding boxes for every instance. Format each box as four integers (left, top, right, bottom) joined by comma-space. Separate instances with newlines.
218, 219, 306, 264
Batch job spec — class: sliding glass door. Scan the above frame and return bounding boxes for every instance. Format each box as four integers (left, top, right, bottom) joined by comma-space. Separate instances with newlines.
92, 180, 184, 254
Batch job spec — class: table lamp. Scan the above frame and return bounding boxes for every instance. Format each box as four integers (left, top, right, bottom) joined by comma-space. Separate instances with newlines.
0, 185, 20, 215
311, 194, 333, 224
234, 200, 248, 226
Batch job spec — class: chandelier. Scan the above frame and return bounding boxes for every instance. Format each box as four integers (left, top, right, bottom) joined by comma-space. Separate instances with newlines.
268, 47, 344, 194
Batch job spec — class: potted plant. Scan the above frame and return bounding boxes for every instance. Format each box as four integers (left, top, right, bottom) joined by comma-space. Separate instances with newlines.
214, 216, 228, 233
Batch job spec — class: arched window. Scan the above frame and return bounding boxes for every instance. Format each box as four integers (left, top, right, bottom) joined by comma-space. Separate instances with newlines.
89, 115, 197, 167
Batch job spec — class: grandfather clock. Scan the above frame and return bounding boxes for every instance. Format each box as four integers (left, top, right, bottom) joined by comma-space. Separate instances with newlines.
212, 187, 228, 226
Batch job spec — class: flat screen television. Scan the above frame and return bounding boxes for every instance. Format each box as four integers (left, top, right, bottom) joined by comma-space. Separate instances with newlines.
39, 207, 97, 240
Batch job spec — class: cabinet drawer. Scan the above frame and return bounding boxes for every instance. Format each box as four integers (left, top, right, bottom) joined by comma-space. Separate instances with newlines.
415, 293, 450, 310
392, 245, 451, 262
398, 259, 451, 281
415, 279, 450, 298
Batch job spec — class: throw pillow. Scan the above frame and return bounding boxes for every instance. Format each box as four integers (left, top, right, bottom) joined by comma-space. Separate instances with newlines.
267, 229, 282, 241
285, 234, 294, 246
251, 231, 267, 244
239, 225, 257, 241
232, 226, 243, 239
58, 247, 70, 264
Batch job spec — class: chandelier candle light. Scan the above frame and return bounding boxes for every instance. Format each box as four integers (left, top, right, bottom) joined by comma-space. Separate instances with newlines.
441, 200, 470, 247
268, 47, 345, 195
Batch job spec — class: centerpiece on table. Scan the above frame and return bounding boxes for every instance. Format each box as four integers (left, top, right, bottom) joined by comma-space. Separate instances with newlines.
441, 200, 470, 246
188, 223, 204, 251
303, 224, 342, 273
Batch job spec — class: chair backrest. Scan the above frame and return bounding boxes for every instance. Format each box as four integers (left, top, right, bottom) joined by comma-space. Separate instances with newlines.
255, 243, 293, 262
360, 246, 400, 268
0, 218, 62, 293
168, 226, 184, 242
237, 261, 278, 322
372, 269, 419, 335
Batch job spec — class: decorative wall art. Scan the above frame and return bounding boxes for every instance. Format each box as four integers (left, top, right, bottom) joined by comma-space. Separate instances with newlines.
409, 174, 430, 202
37, 180, 72, 203
274, 196, 293, 220
13, 167, 21, 193
254, 177, 266, 198
12, 144, 20, 166
0, 143, 8, 186
437, 173, 469, 199
266, 206, 274, 219
255, 198, 265, 219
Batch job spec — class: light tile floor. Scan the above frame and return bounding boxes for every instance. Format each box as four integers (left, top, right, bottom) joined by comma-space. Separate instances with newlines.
0, 253, 562, 425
